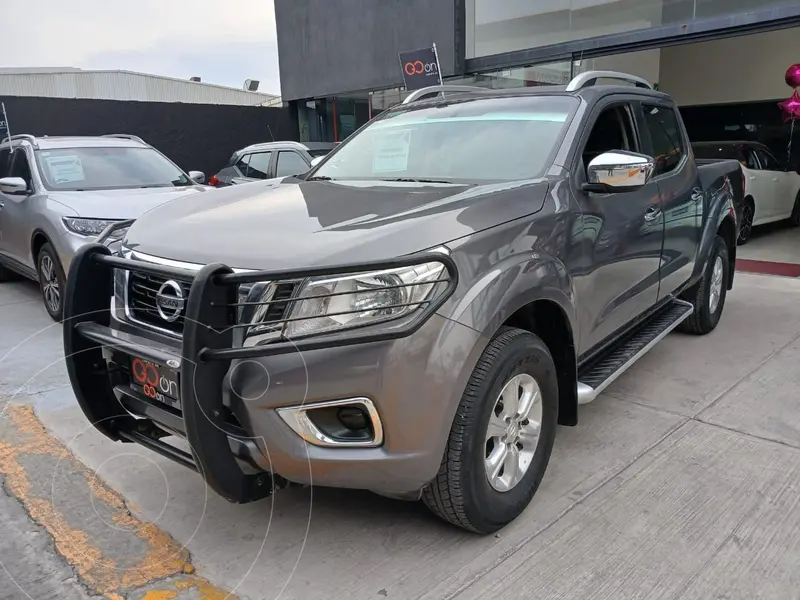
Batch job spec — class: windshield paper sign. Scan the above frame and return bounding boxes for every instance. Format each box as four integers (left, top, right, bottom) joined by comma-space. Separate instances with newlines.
42, 154, 86, 184
372, 129, 411, 173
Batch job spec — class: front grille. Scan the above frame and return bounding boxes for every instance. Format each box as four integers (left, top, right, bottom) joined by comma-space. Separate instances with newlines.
124, 259, 297, 339
127, 271, 192, 335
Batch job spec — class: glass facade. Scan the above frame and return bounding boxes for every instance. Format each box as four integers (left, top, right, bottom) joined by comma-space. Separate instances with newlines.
466, 0, 796, 57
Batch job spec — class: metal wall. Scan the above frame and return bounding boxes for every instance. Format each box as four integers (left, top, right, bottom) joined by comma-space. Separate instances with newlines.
0, 95, 298, 177
275, 0, 459, 101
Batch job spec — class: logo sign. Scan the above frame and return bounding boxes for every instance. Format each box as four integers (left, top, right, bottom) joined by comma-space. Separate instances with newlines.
155, 280, 185, 322
398, 46, 442, 91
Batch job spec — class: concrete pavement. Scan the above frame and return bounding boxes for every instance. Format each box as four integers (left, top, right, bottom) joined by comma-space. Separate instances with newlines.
1, 272, 800, 599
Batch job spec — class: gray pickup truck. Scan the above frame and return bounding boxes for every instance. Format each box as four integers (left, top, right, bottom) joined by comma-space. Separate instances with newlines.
63, 71, 742, 534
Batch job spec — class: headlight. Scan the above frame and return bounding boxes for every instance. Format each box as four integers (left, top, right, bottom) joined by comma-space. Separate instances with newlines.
282, 261, 448, 339
62, 217, 124, 237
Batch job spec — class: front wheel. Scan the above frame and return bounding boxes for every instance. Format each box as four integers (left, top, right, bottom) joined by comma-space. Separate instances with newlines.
679, 235, 729, 335
422, 327, 558, 533
37, 243, 66, 321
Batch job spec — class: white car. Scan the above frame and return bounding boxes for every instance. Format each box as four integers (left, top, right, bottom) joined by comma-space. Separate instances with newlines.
693, 141, 800, 244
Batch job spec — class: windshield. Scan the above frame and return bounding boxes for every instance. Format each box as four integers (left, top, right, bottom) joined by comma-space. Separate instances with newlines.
35, 146, 192, 191
312, 96, 577, 183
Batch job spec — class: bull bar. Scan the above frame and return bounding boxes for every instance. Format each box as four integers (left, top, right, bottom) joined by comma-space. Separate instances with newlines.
62, 238, 458, 504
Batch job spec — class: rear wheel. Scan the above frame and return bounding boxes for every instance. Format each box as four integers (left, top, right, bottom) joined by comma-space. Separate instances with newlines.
679, 235, 729, 335
422, 327, 558, 533
37, 243, 66, 321
737, 199, 754, 245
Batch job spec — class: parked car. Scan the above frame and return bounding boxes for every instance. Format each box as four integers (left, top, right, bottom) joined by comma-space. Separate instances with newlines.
63, 71, 741, 533
0, 133, 209, 320
208, 141, 337, 186
692, 140, 800, 244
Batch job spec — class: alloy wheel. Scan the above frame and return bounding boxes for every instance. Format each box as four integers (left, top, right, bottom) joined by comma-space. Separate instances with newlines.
40, 254, 61, 314
484, 373, 543, 492
738, 204, 753, 243
709, 255, 724, 314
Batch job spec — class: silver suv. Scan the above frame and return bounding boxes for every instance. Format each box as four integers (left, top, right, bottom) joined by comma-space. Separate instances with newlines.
0, 134, 208, 320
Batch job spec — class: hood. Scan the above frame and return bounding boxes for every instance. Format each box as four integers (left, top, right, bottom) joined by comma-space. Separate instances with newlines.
124, 177, 549, 270
52, 185, 208, 220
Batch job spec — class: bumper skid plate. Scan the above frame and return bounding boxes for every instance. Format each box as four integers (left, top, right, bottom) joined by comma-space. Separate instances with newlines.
62, 242, 457, 504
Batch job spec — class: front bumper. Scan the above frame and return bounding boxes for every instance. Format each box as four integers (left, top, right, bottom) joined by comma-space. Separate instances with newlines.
63, 243, 472, 502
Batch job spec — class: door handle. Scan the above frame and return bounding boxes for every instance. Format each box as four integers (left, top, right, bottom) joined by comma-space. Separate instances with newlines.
691, 188, 704, 203
748, 176, 756, 180
644, 206, 662, 222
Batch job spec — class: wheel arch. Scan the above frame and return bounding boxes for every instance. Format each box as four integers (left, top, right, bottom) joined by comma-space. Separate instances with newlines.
717, 215, 737, 290
501, 299, 578, 427
30, 229, 54, 268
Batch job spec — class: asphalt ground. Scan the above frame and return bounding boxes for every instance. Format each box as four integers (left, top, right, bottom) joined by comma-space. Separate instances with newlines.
1, 272, 799, 600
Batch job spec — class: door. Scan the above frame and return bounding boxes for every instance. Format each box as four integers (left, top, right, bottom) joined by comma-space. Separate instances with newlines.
0, 147, 34, 267
754, 147, 791, 218
639, 103, 700, 300
274, 150, 311, 178
572, 99, 665, 353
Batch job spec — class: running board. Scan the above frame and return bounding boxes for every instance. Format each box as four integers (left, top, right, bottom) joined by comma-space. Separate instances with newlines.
577, 299, 694, 404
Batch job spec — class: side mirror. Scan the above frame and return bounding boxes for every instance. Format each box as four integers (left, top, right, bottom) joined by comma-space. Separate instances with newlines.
188, 170, 205, 184
309, 156, 324, 168
0, 176, 29, 195
583, 151, 655, 193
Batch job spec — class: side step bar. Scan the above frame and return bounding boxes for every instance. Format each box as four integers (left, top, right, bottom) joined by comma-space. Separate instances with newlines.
577, 299, 694, 404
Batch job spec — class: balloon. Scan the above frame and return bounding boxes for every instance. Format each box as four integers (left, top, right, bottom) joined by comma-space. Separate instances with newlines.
786, 64, 800, 89
778, 90, 800, 122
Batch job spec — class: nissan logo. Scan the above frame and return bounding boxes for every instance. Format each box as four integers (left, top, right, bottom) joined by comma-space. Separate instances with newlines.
155, 280, 185, 322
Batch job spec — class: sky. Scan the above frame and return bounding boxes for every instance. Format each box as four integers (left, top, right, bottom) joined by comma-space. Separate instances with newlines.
1, 0, 281, 95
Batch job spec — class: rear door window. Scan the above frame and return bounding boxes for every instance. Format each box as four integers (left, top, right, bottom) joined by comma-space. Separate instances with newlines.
245, 152, 272, 179
275, 151, 309, 177
642, 105, 685, 176
755, 148, 779, 171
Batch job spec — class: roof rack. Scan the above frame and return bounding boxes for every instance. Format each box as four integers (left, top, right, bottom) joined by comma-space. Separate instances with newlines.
102, 134, 146, 144
0, 134, 39, 148
566, 70, 652, 92
402, 84, 486, 104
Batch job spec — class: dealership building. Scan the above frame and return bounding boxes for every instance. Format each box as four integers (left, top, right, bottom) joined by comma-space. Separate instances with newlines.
276, 0, 800, 152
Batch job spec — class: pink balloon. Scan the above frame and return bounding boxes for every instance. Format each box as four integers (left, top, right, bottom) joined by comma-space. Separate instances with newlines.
786, 64, 800, 89
778, 89, 800, 122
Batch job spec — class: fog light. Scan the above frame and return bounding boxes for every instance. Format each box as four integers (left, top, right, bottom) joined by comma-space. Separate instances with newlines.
337, 406, 368, 431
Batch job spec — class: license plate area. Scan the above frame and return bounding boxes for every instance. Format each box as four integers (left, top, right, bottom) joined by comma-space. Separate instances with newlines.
128, 355, 182, 411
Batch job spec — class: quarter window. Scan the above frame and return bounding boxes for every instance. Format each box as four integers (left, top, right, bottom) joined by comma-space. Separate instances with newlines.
755, 148, 779, 171
642, 105, 685, 176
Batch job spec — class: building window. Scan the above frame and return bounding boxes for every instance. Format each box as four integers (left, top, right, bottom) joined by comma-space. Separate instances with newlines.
466, 0, 794, 58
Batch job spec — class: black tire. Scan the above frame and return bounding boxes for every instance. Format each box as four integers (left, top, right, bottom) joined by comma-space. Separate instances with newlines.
422, 327, 559, 533
790, 192, 800, 227
679, 235, 729, 335
37, 243, 66, 321
737, 199, 754, 245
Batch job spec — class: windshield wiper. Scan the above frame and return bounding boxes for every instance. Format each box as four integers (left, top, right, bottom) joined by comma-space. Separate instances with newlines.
379, 177, 454, 184
306, 175, 335, 181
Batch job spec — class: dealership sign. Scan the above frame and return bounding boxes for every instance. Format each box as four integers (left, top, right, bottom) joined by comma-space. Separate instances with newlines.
398, 45, 442, 91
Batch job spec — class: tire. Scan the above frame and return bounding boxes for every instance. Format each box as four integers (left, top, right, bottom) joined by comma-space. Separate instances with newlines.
422, 327, 559, 533
679, 235, 729, 335
37, 243, 66, 322
790, 192, 800, 227
737, 199, 754, 245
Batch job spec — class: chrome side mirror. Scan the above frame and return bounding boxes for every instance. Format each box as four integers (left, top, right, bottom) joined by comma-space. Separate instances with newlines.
0, 176, 29, 195
188, 170, 205, 184
584, 151, 655, 193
